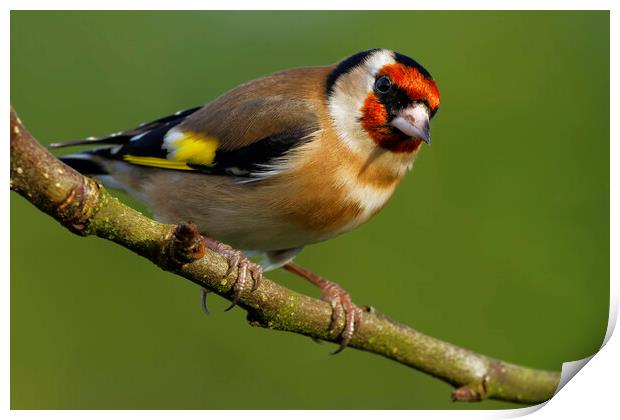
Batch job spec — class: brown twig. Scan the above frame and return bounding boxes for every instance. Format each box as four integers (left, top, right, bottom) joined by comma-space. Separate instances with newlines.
9, 106, 561, 405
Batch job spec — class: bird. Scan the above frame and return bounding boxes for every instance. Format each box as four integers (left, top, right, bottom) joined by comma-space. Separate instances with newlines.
51, 48, 441, 352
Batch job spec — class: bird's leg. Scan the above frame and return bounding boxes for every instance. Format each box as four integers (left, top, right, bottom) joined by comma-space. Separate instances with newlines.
283, 262, 362, 353
202, 237, 263, 312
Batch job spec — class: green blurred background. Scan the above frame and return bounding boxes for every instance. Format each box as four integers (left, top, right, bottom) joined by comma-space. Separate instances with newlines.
10, 11, 609, 409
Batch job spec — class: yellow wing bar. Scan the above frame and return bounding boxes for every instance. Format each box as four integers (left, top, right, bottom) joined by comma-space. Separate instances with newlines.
123, 155, 194, 170
122, 130, 220, 170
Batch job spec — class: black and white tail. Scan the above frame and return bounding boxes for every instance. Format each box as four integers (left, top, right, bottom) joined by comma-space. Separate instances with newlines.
57, 149, 115, 176
50, 106, 202, 176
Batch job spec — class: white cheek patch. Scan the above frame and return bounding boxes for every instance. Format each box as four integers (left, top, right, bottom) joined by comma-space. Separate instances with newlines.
327, 67, 372, 154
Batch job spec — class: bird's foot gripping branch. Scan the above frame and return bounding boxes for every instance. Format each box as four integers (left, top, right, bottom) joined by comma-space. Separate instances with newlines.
9, 106, 560, 405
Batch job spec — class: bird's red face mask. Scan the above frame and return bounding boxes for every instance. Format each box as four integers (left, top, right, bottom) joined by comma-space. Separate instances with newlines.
360, 63, 440, 154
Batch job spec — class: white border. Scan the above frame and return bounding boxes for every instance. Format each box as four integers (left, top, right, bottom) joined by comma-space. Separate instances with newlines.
3, 2, 617, 419
2, 1, 617, 10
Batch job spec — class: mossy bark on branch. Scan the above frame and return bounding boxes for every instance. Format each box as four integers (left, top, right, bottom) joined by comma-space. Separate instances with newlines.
10, 106, 561, 405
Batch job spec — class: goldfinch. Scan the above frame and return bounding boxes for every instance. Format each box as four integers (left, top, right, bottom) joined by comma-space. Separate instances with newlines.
53, 48, 441, 350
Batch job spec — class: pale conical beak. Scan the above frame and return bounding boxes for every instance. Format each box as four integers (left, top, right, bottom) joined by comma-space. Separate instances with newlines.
390, 104, 431, 144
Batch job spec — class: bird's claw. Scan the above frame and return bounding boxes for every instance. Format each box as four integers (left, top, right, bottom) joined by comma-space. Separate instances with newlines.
203, 239, 263, 311
321, 282, 363, 354
283, 263, 362, 353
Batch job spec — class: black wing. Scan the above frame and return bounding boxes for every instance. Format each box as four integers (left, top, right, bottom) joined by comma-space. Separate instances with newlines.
49, 106, 202, 149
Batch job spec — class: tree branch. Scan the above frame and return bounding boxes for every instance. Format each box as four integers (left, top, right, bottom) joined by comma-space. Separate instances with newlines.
9, 106, 560, 405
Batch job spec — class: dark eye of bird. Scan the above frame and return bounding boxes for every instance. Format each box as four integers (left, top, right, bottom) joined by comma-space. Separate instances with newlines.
374, 76, 392, 94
